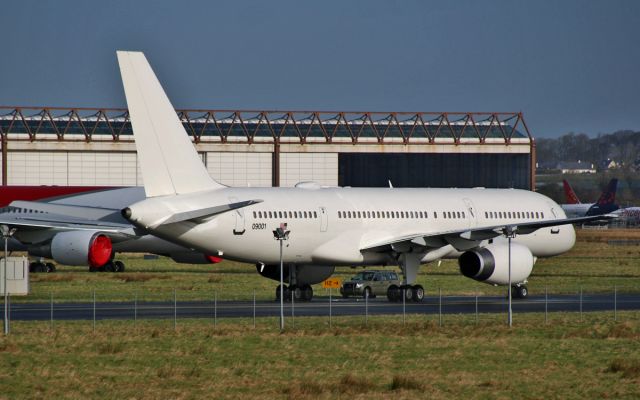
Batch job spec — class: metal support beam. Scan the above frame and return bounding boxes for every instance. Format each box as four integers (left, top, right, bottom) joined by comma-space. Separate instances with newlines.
1, 134, 6, 186
272, 141, 280, 187
530, 139, 536, 191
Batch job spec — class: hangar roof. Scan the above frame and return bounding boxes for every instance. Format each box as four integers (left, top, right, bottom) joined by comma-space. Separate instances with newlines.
0, 107, 531, 145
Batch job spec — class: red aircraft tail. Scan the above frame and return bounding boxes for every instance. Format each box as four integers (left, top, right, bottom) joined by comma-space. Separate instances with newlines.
562, 180, 581, 204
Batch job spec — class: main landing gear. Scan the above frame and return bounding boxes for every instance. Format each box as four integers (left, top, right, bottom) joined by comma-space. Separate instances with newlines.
387, 284, 425, 303
275, 284, 314, 302
392, 252, 425, 303
29, 261, 56, 273
511, 284, 528, 299
89, 260, 126, 273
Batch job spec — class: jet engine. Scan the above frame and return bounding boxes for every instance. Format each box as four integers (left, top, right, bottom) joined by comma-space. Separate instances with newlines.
256, 263, 335, 285
49, 231, 113, 267
170, 252, 223, 264
458, 243, 534, 285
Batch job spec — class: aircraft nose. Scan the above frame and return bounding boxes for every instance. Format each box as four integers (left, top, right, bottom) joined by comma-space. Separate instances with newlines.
563, 224, 577, 251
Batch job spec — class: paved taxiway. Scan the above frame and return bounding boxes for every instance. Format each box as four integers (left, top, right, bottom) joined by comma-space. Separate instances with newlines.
6, 293, 640, 321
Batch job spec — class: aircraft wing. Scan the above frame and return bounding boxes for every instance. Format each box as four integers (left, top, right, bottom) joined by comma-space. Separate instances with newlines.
0, 212, 137, 240
360, 214, 616, 253
10, 200, 121, 220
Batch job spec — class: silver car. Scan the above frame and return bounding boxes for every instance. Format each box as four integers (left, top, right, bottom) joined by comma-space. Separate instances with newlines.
340, 270, 401, 299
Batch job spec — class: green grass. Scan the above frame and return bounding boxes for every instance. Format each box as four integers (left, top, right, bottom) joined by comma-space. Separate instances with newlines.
16, 229, 640, 304
1, 313, 639, 399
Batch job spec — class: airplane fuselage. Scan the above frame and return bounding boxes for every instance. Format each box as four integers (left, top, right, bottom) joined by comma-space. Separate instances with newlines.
128, 186, 576, 266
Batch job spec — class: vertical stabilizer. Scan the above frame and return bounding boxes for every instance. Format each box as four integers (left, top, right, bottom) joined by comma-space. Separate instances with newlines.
117, 51, 224, 197
562, 179, 581, 204
595, 178, 618, 206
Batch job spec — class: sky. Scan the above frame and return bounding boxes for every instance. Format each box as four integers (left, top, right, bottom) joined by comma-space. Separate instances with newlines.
0, 0, 638, 138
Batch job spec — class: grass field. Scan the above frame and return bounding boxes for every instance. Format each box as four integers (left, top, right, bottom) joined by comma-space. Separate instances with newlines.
1, 313, 639, 399
2, 229, 640, 399
17, 229, 640, 304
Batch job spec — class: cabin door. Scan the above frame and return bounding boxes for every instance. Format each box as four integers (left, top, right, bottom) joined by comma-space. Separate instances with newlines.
319, 206, 328, 232
462, 198, 478, 229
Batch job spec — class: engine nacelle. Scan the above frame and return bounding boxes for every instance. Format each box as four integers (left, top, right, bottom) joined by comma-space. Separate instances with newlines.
50, 231, 113, 267
256, 264, 335, 285
458, 243, 534, 285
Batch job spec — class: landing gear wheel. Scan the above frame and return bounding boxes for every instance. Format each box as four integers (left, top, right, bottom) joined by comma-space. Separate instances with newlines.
103, 262, 116, 272
301, 284, 313, 301
387, 284, 400, 302
412, 285, 425, 302
291, 286, 303, 302
512, 285, 528, 299
89, 266, 99, 273
45, 263, 56, 273
114, 261, 125, 273
363, 287, 372, 300
30, 262, 47, 273
400, 285, 414, 302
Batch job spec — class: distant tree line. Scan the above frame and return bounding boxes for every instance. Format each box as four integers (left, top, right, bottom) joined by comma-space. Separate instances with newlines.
536, 130, 640, 203
536, 130, 640, 169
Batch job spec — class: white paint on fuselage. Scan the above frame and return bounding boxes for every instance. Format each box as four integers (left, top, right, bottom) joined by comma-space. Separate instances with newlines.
561, 203, 593, 218
129, 186, 576, 266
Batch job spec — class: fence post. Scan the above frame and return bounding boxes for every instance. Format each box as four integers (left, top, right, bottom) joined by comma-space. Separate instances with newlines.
173, 288, 177, 331
214, 291, 217, 329
402, 287, 406, 326
329, 288, 332, 329
475, 292, 478, 324
291, 288, 295, 329
579, 286, 583, 322
614, 285, 617, 322
545, 286, 548, 324
92, 289, 96, 333
438, 288, 442, 327
134, 291, 137, 327
365, 290, 368, 327
253, 289, 256, 329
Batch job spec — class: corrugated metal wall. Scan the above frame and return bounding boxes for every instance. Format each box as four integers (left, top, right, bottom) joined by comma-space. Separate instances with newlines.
338, 153, 531, 189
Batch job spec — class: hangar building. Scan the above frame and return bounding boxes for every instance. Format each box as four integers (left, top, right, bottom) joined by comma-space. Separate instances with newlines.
0, 107, 535, 189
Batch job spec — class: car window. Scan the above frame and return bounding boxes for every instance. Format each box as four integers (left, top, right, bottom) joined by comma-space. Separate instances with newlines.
352, 271, 375, 281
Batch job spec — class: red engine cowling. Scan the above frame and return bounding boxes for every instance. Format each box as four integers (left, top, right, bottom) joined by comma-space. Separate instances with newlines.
170, 252, 224, 264
50, 231, 112, 267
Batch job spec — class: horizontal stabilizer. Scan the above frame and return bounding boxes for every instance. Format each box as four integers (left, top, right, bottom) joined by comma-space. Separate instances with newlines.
124, 199, 263, 228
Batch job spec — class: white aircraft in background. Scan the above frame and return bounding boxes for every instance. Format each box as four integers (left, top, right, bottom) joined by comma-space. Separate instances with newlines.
0, 187, 222, 272
112, 51, 613, 302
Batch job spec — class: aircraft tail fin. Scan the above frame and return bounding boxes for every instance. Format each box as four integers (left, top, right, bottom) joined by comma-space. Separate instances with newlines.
562, 179, 581, 204
117, 51, 224, 197
596, 178, 618, 206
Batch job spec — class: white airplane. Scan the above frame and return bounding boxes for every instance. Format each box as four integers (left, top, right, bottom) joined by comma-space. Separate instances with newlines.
0, 187, 222, 272
116, 51, 611, 302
